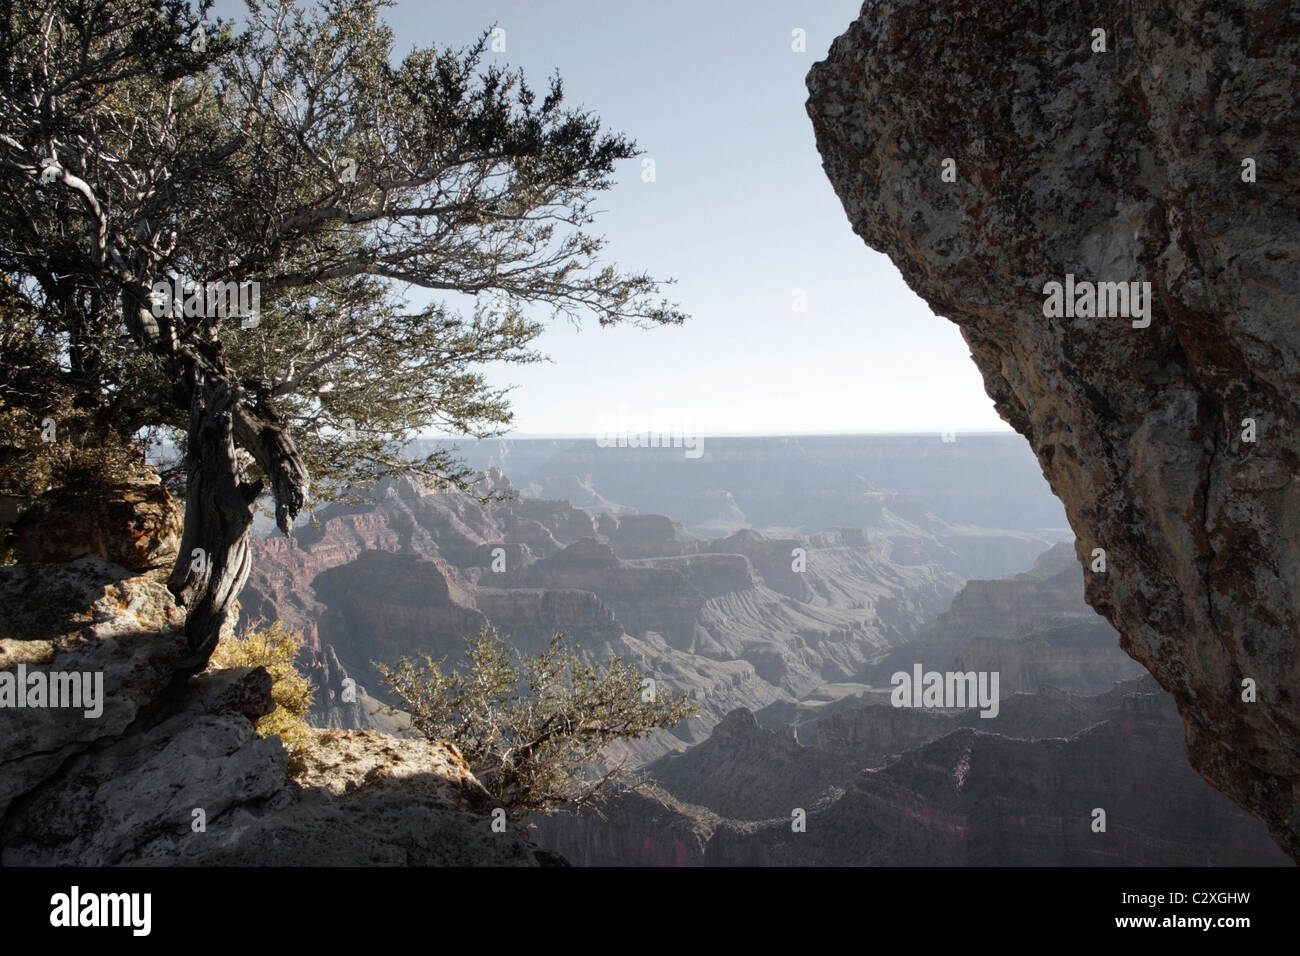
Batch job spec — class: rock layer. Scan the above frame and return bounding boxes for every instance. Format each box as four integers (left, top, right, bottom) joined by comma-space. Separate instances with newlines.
807, 0, 1300, 858
246, 473, 964, 757
12, 475, 182, 571
536, 679, 1288, 866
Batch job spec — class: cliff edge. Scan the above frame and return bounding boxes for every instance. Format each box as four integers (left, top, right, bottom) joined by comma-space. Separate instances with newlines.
0, 483, 549, 865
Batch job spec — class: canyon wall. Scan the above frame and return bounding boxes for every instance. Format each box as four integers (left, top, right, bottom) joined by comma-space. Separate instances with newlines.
535, 679, 1288, 866
245, 472, 965, 756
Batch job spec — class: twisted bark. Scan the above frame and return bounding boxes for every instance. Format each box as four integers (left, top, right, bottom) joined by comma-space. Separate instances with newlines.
165, 372, 255, 669
126, 283, 309, 668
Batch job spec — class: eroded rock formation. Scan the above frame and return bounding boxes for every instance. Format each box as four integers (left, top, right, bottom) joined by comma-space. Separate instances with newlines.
245, 472, 964, 759
535, 679, 1289, 866
807, 0, 1300, 857
12, 474, 182, 571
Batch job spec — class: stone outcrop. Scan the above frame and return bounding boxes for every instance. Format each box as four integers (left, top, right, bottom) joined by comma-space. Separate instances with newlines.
309, 550, 490, 698
474, 587, 624, 655
928, 543, 1103, 644
12, 475, 182, 571
5, 669, 542, 865
629, 553, 756, 601
509, 539, 706, 648
708, 530, 814, 602
884, 541, 1146, 694
807, 0, 1300, 858
1, 523, 548, 865
0, 557, 188, 819
300, 641, 410, 734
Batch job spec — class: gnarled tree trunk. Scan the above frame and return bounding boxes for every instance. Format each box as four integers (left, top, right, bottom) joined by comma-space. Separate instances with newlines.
125, 291, 307, 670
167, 370, 258, 669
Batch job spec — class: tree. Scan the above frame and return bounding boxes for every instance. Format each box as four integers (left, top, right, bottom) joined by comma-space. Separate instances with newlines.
0, 0, 685, 664
378, 628, 697, 817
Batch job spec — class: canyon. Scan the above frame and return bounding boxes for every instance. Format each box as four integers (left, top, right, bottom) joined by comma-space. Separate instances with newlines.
3, 430, 1290, 865
243, 436, 1068, 753
531, 532, 1284, 866
237, 436, 1285, 864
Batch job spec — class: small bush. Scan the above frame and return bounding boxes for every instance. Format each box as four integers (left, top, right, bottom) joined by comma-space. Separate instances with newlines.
210, 622, 314, 778
379, 627, 698, 818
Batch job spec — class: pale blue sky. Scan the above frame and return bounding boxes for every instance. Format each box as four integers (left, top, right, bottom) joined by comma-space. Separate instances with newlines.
218, 0, 1013, 437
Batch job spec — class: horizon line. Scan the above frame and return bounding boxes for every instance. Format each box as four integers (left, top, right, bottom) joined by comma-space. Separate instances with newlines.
417, 428, 1021, 441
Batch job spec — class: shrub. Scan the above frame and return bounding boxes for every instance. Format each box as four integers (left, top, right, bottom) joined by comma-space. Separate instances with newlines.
378, 627, 697, 818
210, 622, 314, 777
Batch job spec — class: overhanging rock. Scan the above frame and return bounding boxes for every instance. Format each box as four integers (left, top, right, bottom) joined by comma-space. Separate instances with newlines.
807, 0, 1300, 859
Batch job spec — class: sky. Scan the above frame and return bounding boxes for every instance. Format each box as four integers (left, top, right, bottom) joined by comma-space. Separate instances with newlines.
217, 0, 1014, 438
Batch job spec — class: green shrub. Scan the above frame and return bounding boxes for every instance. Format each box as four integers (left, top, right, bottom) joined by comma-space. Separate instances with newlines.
210, 622, 314, 778
379, 627, 697, 818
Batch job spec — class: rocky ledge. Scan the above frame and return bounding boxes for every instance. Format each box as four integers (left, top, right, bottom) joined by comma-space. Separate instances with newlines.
0, 557, 549, 866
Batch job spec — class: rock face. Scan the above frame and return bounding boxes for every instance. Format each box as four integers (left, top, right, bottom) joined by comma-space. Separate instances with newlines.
916, 542, 1144, 694
859, 541, 1144, 697
0, 558, 189, 819
807, 1, 1300, 859
12, 476, 182, 571
301, 641, 410, 735
0, 553, 546, 865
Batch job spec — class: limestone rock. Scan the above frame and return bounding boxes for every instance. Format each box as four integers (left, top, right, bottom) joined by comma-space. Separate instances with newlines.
122, 729, 545, 866
0, 558, 548, 866
0, 559, 189, 818
3, 666, 283, 865
807, 0, 1300, 859
12, 476, 182, 571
